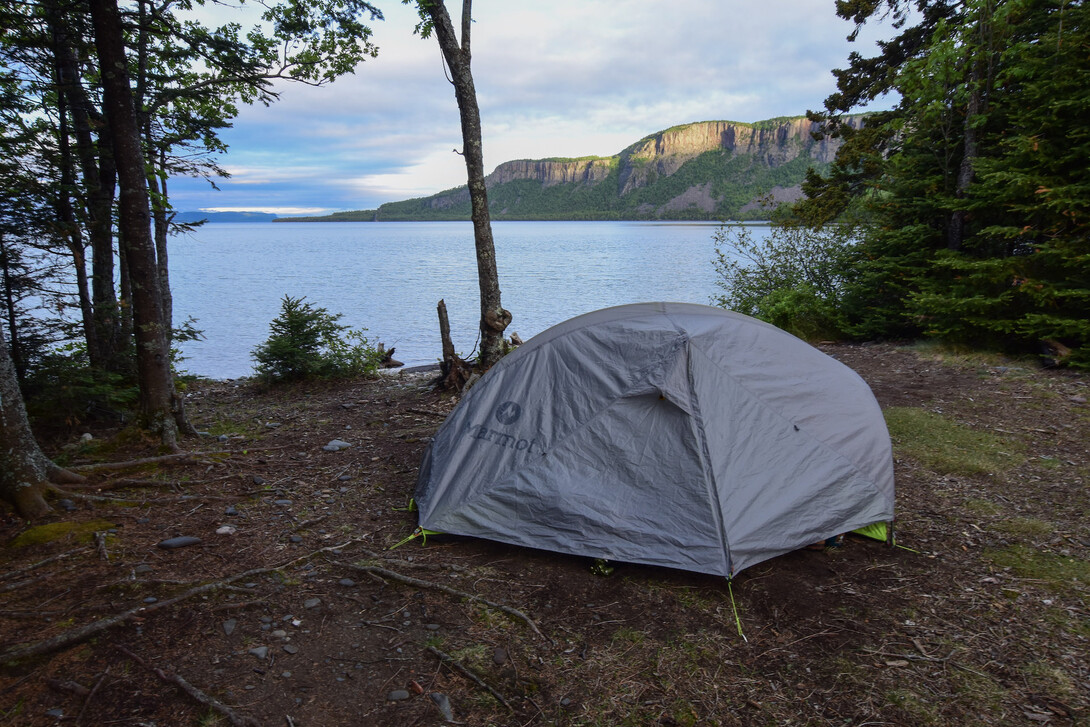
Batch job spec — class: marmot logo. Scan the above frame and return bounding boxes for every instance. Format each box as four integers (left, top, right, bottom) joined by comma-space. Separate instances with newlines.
494, 401, 522, 425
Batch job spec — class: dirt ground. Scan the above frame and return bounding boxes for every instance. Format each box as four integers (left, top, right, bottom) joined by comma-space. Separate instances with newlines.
1, 343, 1087, 726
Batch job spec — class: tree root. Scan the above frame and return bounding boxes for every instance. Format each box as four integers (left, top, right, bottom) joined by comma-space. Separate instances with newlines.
427, 644, 514, 712
71, 451, 231, 473
334, 560, 549, 642
0, 547, 87, 582
116, 645, 259, 727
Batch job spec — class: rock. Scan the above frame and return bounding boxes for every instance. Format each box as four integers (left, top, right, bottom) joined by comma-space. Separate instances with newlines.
45, 708, 64, 718
265, 422, 282, 429
217, 434, 229, 442
272, 629, 287, 638
387, 689, 411, 702
249, 646, 269, 660
157, 536, 202, 549
1070, 395, 1087, 404
252, 475, 266, 485
283, 644, 299, 655
224, 505, 238, 516
304, 598, 321, 609
58, 499, 77, 512
216, 525, 237, 536
338, 578, 356, 587
143, 597, 158, 604
281, 671, 292, 678
429, 692, 454, 721
274, 499, 293, 507
323, 439, 352, 452
425, 623, 440, 631
134, 564, 153, 574
80, 432, 93, 442
338, 474, 352, 481
492, 647, 508, 665
222, 618, 237, 636
289, 535, 303, 543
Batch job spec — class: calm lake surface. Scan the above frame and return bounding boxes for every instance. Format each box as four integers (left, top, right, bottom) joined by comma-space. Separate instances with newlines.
170, 220, 766, 379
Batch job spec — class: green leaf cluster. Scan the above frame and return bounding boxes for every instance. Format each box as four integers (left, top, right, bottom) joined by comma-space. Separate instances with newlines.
251, 295, 383, 383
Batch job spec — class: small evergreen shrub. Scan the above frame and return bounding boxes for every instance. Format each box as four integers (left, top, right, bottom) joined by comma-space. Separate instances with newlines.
251, 295, 383, 383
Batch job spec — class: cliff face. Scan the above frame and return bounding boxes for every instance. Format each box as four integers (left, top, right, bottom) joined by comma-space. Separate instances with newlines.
376, 115, 864, 221
488, 158, 614, 187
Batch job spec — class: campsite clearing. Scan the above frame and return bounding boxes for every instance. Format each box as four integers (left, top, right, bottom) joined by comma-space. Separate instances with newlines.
1, 342, 1087, 726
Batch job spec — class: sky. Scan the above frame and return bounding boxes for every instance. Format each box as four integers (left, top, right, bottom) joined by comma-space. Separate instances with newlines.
167, 1, 896, 216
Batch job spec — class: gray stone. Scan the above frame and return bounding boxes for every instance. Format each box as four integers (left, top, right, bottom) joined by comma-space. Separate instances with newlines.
323, 439, 352, 452
265, 422, 282, 429
492, 647, 508, 665
429, 692, 454, 721
272, 629, 287, 638
304, 598, 321, 609
283, 644, 299, 654
387, 689, 411, 702
157, 536, 202, 549
143, 597, 158, 604
274, 499, 293, 507
58, 499, 77, 512
249, 646, 269, 660
338, 578, 356, 587
252, 475, 266, 485
46, 708, 64, 718
224, 505, 239, 516
134, 564, 153, 574
281, 671, 292, 678
222, 618, 237, 636
338, 474, 352, 481
289, 535, 303, 543
425, 623, 440, 631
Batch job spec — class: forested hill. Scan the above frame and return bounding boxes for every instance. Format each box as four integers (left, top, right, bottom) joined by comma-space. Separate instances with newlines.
280, 115, 863, 222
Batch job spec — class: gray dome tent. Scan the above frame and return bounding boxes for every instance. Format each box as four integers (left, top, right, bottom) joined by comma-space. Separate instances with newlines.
414, 302, 894, 577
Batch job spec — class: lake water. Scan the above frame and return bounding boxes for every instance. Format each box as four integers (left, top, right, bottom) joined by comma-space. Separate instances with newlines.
170, 220, 763, 379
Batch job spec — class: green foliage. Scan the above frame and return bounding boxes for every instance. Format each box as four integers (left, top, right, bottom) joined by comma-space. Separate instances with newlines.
808, 0, 1090, 366
712, 224, 855, 339
251, 295, 383, 383
22, 343, 138, 429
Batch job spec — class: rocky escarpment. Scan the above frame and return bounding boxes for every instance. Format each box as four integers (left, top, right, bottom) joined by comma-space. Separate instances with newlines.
373, 115, 865, 221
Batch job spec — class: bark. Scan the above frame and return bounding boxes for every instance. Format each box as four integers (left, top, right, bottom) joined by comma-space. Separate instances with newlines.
47, 5, 121, 369
421, 0, 511, 370
89, 0, 181, 448
0, 328, 83, 519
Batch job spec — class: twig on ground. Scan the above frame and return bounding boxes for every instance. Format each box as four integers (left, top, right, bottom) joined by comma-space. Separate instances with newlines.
335, 560, 549, 643
293, 514, 331, 531
427, 645, 514, 712
0, 575, 50, 594
94, 532, 109, 561
77, 668, 109, 725
0, 538, 370, 664
115, 645, 259, 727
0, 547, 87, 582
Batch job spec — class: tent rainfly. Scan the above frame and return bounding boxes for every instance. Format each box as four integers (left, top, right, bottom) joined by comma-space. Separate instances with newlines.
414, 302, 894, 577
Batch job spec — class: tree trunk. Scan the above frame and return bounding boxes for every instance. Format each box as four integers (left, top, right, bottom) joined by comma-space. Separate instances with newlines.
0, 328, 83, 519
89, 0, 181, 448
421, 0, 511, 370
47, 5, 121, 371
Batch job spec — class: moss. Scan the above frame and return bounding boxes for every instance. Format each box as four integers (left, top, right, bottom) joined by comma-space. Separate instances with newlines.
10, 519, 116, 548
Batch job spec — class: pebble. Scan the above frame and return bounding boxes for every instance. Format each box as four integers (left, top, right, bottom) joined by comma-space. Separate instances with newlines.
493, 647, 508, 665
281, 671, 292, 678
80, 432, 93, 442
304, 598, 321, 609
387, 689, 411, 702
425, 623, 440, 631
216, 525, 237, 536
252, 475, 266, 485
45, 708, 64, 718
323, 439, 352, 452
283, 644, 299, 654
265, 422, 282, 428
1070, 395, 1087, 404
224, 505, 239, 516
430, 692, 454, 721
338, 578, 356, 587
249, 646, 269, 659
260, 616, 273, 624
289, 535, 303, 543
338, 474, 352, 481
222, 619, 237, 636
143, 597, 158, 604
58, 499, 78, 512
134, 564, 153, 574
274, 499, 293, 507
272, 629, 287, 638
157, 536, 202, 549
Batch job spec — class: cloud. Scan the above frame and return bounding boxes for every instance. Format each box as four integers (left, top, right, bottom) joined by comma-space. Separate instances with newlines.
169, 0, 898, 215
